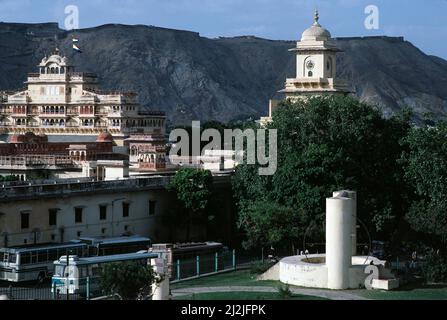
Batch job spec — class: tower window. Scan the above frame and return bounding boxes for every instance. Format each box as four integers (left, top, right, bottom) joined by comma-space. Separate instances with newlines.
308, 71, 313, 77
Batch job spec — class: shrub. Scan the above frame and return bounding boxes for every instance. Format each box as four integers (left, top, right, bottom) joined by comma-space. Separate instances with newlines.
249, 261, 274, 275
278, 284, 292, 299
422, 251, 447, 284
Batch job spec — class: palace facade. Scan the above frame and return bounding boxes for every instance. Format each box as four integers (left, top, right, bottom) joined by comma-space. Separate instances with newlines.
0, 49, 166, 145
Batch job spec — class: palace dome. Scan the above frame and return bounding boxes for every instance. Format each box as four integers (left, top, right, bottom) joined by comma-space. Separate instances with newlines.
39, 48, 68, 67
97, 132, 114, 142
301, 11, 331, 41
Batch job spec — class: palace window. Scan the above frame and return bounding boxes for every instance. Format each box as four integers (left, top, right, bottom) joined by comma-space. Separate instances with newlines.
75, 207, 83, 223
49, 209, 58, 226
46, 86, 60, 96
122, 202, 130, 218
21, 212, 30, 230
99, 205, 107, 220
149, 200, 156, 216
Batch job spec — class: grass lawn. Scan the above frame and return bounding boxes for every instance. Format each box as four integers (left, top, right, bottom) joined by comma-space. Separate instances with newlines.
171, 269, 447, 300
174, 291, 328, 300
171, 269, 279, 289
353, 283, 447, 300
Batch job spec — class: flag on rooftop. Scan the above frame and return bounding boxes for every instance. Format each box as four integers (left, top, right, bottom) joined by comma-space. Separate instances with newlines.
72, 37, 82, 53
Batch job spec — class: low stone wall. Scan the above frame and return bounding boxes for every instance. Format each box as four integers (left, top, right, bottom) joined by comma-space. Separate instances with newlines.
279, 254, 391, 289
257, 262, 280, 281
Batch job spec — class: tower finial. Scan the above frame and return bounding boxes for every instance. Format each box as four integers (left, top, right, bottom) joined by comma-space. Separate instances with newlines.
314, 9, 320, 25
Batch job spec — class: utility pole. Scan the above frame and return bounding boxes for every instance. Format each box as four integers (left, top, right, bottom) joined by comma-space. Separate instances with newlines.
66, 251, 69, 300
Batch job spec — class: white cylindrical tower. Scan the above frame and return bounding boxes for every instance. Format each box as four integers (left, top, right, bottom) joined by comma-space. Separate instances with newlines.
333, 190, 357, 256
326, 195, 353, 289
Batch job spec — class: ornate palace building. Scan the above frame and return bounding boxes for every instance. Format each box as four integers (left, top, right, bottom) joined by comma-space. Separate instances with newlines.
125, 134, 167, 171
0, 49, 166, 145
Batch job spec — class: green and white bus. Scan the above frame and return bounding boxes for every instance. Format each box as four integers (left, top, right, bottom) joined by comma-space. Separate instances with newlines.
51, 252, 159, 295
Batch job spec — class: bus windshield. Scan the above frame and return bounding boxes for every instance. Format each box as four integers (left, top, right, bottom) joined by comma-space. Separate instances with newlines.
54, 265, 65, 277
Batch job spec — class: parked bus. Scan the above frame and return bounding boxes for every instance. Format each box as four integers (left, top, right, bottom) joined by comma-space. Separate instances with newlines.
77, 236, 152, 256
150, 242, 228, 279
0, 236, 152, 283
172, 242, 226, 260
0, 242, 88, 283
51, 252, 158, 295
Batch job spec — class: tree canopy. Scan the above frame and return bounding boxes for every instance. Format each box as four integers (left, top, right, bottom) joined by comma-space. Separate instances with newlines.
100, 261, 155, 300
401, 122, 447, 247
233, 95, 411, 250
169, 168, 213, 240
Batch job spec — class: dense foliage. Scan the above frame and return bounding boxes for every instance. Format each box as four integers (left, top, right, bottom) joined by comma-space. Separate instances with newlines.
233, 95, 411, 250
0, 175, 20, 182
100, 261, 155, 300
401, 123, 447, 247
168, 168, 213, 240
421, 250, 447, 283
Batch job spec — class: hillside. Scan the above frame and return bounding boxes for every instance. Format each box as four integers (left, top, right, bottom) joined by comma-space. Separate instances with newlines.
0, 22, 446, 125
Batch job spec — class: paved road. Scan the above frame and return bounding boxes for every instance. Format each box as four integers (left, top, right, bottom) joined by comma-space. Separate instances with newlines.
172, 286, 368, 300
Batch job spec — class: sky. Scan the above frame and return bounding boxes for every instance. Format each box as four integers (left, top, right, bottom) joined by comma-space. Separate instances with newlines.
0, 0, 446, 59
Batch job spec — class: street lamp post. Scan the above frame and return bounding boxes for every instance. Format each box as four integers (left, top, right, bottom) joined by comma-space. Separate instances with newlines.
66, 249, 73, 301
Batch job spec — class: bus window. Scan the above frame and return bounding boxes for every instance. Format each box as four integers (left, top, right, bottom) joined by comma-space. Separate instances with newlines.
0, 252, 4, 262
38, 250, 48, 263
30, 251, 38, 264
48, 249, 58, 262
21, 253, 30, 265
91, 264, 101, 277
8, 254, 16, 264
79, 266, 88, 278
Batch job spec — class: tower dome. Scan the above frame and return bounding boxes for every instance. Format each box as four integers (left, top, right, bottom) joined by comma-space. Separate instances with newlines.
301, 10, 331, 41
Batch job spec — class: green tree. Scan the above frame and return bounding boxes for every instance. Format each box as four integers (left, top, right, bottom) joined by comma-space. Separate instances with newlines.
233, 95, 411, 250
401, 122, 447, 246
100, 261, 155, 300
169, 168, 213, 241
237, 200, 303, 249
0, 175, 20, 182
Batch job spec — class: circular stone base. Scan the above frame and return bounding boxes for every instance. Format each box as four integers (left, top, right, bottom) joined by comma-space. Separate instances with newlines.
279, 254, 387, 289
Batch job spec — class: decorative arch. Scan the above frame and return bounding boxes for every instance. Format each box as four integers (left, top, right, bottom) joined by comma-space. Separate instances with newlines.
303, 56, 313, 77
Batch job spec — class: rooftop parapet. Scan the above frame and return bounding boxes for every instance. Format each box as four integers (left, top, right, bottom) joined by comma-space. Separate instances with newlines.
0, 175, 172, 202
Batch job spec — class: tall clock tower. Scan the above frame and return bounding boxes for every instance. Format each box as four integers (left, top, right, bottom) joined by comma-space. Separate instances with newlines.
261, 11, 351, 125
